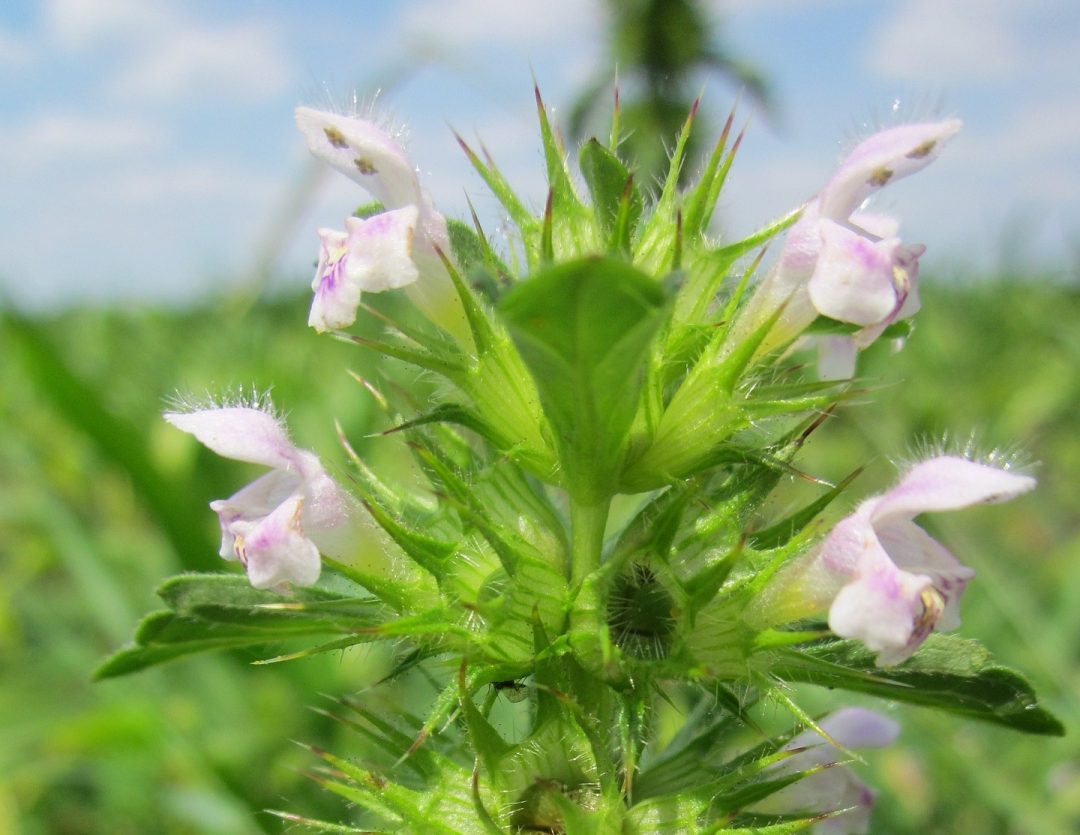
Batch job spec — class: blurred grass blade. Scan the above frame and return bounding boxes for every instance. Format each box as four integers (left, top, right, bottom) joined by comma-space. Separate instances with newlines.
4, 309, 218, 570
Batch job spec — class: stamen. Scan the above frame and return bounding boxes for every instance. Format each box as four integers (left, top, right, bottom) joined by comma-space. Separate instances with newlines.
913, 586, 945, 638
234, 535, 249, 567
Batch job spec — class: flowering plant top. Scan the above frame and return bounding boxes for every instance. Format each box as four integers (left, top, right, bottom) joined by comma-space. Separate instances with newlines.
100, 87, 1060, 834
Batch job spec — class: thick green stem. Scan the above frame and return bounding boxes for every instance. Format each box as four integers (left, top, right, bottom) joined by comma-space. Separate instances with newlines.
567, 497, 627, 690
570, 497, 610, 586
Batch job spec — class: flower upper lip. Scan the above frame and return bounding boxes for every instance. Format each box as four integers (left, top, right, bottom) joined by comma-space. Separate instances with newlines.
295, 107, 423, 209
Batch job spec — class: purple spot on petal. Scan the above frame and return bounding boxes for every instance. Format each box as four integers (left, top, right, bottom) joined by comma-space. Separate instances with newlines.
905, 139, 936, 159
364, 213, 395, 233
317, 253, 347, 296
324, 126, 348, 149
868, 167, 893, 186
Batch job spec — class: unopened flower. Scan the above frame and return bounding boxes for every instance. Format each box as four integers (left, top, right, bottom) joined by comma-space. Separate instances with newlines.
756, 707, 900, 834
737, 119, 961, 375
164, 405, 360, 590
296, 107, 465, 340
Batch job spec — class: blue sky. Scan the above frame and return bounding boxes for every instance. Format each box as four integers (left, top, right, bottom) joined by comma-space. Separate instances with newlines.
1, 0, 1077, 310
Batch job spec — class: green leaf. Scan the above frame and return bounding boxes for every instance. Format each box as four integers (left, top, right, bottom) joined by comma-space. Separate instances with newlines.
774, 634, 1065, 735
437, 247, 502, 354
360, 497, 459, 580
748, 467, 862, 550
680, 107, 732, 241
633, 696, 740, 800
579, 138, 642, 243
447, 215, 510, 304
708, 205, 803, 263
683, 113, 744, 242
457, 663, 511, 781
96, 574, 388, 678
95, 612, 348, 678
95, 632, 261, 678
499, 256, 670, 499
157, 573, 384, 628
383, 403, 498, 444
625, 794, 709, 833
158, 572, 346, 610
352, 199, 386, 219
638, 103, 698, 260
534, 84, 585, 221
711, 818, 820, 834
264, 812, 367, 829
339, 333, 465, 380
266, 810, 369, 833
454, 131, 535, 236
448, 218, 501, 277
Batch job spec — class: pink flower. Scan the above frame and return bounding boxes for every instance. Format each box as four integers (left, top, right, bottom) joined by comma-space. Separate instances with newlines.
164, 405, 360, 590
742, 120, 961, 376
812, 456, 1034, 665
308, 211, 420, 332
295, 107, 452, 334
757, 708, 900, 834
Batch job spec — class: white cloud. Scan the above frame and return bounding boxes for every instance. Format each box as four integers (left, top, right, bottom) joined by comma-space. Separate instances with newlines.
45, 0, 171, 49
44, 0, 295, 102
974, 100, 1080, 164
943, 96, 1080, 213
0, 27, 35, 66
0, 112, 165, 166
866, 0, 1079, 83
862, 0, 1080, 267
710, 0, 857, 15
107, 160, 274, 204
401, 0, 596, 45
107, 20, 293, 102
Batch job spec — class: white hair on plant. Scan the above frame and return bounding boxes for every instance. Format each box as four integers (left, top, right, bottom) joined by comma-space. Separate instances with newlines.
898, 431, 1035, 478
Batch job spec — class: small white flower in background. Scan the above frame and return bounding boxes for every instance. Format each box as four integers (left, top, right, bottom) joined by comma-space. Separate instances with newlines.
164, 404, 360, 590
757, 707, 900, 834
806, 456, 1035, 666
296, 107, 463, 339
739, 119, 961, 377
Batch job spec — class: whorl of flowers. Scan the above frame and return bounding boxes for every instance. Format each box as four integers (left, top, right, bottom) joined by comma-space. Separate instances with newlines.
100, 87, 1058, 835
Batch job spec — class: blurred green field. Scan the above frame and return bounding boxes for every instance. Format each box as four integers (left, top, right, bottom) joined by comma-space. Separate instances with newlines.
2, 275, 1078, 834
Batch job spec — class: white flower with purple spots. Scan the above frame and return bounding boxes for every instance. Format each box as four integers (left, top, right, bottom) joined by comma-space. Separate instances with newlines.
756, 708, 900, 834
811, 456, 1035, 666
164, 405, 360, 590
296, 107, 458, 336
741, 119, 961, 377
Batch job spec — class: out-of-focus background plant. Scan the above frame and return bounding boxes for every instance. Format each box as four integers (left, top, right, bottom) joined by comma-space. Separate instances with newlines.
2, 1, 1078, 832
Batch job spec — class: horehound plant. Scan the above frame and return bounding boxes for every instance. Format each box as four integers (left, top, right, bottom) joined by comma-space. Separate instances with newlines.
99, 88, 1062, 833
